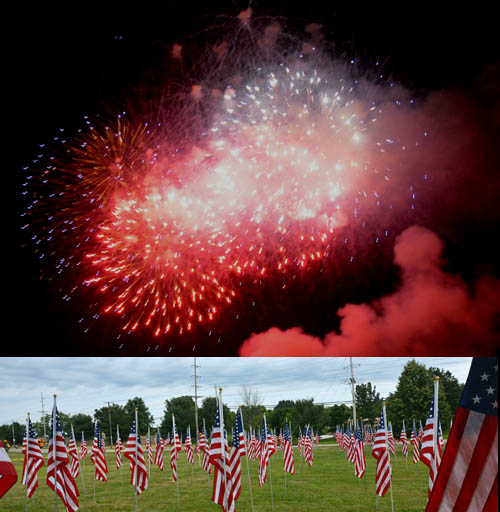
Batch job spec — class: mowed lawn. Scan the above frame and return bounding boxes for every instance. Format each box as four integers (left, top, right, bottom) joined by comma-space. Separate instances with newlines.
2, 444, 430, 511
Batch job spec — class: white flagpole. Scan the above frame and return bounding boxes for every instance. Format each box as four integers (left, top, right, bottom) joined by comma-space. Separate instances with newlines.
52, 395, 58, 512
134, 409, 138, 512
431, 377, 440, 498
172, 414, 180, 509
24, 413, 30, 512
239, 407, 255, 512
93, 422, 96, 504
284, 418, 287, 496
218, 388, 229, 512
80, 432, 86, 495
382, 402, 394, 512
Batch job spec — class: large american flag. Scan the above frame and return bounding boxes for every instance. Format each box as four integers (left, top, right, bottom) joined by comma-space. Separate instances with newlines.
201, 419, 211, 474
90, 421, 108, 482
410, 419, 421, 463
68, 426, 80, 479
400, 420, 409, 458
46, 403, 79, 512
420, 388, 442, 497
426, 357, 498, 511
371, 408, 392, 498
228, 416, 243, 508
169, 416, 182, 482
154, 429, 164, 471
115, 425, 122, 470
354, 422, 366, 479
347, 425, 356, 464
283, 420, 295, 475
124, 418, 148, 494
22, 416, 45, 498
236, 409, 246, 457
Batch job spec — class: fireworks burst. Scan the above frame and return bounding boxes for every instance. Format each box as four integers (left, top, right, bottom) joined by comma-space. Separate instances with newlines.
21, 14, 427, 348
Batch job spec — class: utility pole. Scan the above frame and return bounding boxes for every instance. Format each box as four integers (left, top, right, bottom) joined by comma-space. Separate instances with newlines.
349, 357, 357, 426
192, 358, 201, 438
40, 392, 47, 445
106, 402, 114, 448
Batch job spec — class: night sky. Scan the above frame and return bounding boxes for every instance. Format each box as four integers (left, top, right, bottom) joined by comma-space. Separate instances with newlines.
12, 3, 500, 356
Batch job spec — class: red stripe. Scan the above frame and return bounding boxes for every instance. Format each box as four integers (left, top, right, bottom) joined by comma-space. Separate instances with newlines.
452, 414, 498, 512
426, 407, 469, 511
483, 471, 498, 512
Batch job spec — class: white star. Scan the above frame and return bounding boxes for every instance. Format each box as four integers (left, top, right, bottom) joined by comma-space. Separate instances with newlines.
494, 364, 498, 372
493, 400, 498, 409
472, 395, 482, 404
486, 386, 495, 395
480, 372, 490, 381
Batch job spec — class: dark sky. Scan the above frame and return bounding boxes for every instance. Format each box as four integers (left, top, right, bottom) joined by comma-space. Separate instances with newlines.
11, 4, 499, 356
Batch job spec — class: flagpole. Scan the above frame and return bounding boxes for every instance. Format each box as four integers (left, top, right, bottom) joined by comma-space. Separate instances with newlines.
93, 422, 97, 504
25, 413, 30, 512
117, 425, 122, 485
173, 414, 180, 509
81, 432, 86, 495
284, 418, 287, 497
382, 402, 394, 512
147, 427, 151, 477
218, 388, 228, 512
239, 406, 255, 512
52, 395, 58, 512
132, 410, 137, 512
264, 414, 275, 512
431, 377, 440, 499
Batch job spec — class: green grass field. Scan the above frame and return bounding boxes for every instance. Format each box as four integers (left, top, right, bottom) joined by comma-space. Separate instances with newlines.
2, 445, 430, 511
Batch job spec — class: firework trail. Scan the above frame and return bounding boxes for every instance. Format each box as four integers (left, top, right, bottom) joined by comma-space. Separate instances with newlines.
21, 11, 429, 348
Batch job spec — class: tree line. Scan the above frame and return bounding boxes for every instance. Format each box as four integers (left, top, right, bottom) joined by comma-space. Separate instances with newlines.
1, 360, 464, 446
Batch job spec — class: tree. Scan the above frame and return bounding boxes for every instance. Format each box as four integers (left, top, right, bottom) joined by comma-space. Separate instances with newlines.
68, 414, 94, 441
328, 404, 352, 429
428, 367, 464, 414
161, 396, 196, 438
196, 397, 235, 434
291, 398, 329, 436
240, 387, 263, 431
94, 403, 129, 443
124, 397, 154, 435
355, 382, 382, 424
386, 360, 452, 437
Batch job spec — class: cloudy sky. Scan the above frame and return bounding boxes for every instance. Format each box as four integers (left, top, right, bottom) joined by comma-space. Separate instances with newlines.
0, 357, 472, 425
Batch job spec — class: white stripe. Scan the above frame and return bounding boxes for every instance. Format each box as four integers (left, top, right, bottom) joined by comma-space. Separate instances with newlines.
438, 411, 484, 511
466, 428, 498, 512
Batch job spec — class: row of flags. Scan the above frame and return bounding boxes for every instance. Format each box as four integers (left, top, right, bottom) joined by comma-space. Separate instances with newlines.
1, 358, 497, 511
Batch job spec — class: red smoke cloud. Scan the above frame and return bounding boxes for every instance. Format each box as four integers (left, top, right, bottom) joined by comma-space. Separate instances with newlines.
239, 225, 500, 356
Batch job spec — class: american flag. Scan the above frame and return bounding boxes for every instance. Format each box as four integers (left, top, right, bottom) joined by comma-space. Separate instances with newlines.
90, 421, 108, 482
228, 416, 243, 507
0, 439, 17, 498
426, 357, 498, 511
170, 416, 182, 482
46, 403, 79, 512
283, 420, 295, 475
335, 426, 342, 445
347, 425, 356, 464
258, 415, 270, 486
145, 429, 153, 465
201, 420, 211, 474
22, 416, 45, 498
68, 426, 80, 479
298, 427, 304, 456
248, 428, 257, 462
304, 425, 314, 467
387, 422, 395, 455
236, 409, 246, 456
371, 408, 392, 498
124, 417, 148, 494
410, 419, 420, 463
418, 420, 424, 442
400, 420, 408, 458
154, 429, 164, 471
365, 425, 373, 445
342, 425, 350, 453
209, 401, 230, 510
354, 422, 366, 479
420, 385, 442, 497
115, 425, 122, 470
184, 425, 194, 464
79, 432, 87, 460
